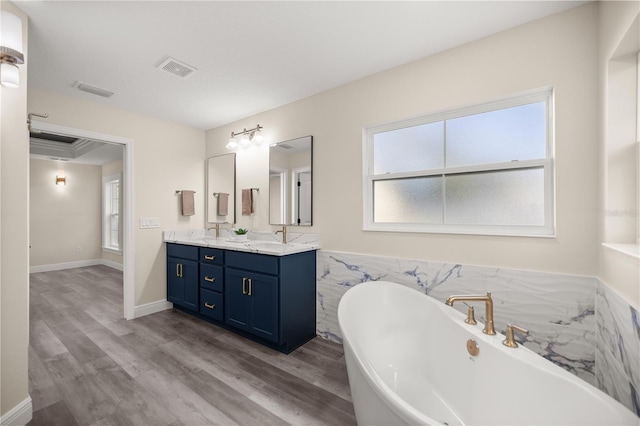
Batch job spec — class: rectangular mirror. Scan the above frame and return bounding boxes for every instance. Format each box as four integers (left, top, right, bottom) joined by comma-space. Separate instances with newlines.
269, 136, 313, 226
207, 153, 236, 224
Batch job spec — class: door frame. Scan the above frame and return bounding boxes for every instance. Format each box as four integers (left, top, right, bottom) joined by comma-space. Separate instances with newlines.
30, 120, 135, 320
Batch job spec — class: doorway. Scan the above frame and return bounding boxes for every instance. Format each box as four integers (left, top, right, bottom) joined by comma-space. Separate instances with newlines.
29, 120, 135, 319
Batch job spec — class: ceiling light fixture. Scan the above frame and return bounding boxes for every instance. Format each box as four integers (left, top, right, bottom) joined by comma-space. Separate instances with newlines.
0, 11, 24, 88
225, 124, 264, 151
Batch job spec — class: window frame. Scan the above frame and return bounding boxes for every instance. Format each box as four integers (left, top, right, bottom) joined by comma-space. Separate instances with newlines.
363, 88, 555, 237
102, 173, 122, 253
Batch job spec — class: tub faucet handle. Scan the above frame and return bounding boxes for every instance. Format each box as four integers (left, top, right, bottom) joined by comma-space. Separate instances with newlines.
502, 324, 529, 348
463, 303, 477, 325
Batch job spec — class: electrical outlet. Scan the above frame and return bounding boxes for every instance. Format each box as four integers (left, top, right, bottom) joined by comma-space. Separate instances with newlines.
76, 246, 82, 253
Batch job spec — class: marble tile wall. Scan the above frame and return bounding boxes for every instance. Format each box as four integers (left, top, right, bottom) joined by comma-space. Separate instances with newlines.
316, 250, 598, 385
316, 249, 640, 416
595, 280, 640, 416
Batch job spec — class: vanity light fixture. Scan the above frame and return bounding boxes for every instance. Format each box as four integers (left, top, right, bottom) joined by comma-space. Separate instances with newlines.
0, 11, 24, 89
56, 171, 66, 186
226, 124, 264, 150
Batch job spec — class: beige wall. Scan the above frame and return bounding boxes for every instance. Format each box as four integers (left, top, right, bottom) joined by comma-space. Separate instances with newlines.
0, 1, 30, 420
27, 88, 206, 306
598, 1, 640, 306
102, 159, 123, 266
207, 3, 601, 277
30, 159, 102, 267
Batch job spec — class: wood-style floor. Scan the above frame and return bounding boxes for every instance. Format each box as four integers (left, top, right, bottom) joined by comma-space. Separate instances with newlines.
28, 265, 356, 425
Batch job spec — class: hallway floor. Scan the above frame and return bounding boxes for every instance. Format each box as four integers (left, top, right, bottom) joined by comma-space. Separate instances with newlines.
27, 265, 356, 425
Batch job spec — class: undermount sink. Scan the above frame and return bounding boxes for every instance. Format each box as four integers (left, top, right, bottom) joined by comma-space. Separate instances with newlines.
248, 241, 286, 249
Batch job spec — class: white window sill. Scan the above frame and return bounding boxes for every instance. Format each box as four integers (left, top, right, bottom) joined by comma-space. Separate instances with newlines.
602, 243, 640, 259
102, 247, 122, 255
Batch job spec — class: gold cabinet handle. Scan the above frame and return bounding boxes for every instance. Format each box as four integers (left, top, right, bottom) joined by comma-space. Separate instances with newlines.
180, 264, 183, 277
176, 264, 180, 277
204, 302, 216, 309
204, 255, 216, 261
242, 277, 247, 295
204, 276, 216, 283
248, 278, 252, 296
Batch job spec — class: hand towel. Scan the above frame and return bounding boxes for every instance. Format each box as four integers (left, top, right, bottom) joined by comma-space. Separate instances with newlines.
217, 193, 229, 216
242, 189, 253, 215
181, 190, 195, 216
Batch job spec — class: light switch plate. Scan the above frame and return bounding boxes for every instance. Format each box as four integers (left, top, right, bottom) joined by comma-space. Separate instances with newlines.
139, 217, 160, 229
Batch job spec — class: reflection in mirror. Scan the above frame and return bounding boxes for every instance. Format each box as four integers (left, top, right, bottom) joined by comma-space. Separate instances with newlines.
207, 153, 236, 224
269, 136, 312, 226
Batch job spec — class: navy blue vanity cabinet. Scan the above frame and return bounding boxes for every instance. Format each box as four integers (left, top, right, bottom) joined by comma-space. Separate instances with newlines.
199, 247, 225, 321
225, 249, 316, 352
167, 243, 199, 311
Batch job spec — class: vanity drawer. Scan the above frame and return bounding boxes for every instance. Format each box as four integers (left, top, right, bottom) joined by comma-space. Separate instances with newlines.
200, 264, 224, 292
199, 289, 223, 322
200, 247, 224, 265
167, 243, 198, 261
226, 251, 278, 275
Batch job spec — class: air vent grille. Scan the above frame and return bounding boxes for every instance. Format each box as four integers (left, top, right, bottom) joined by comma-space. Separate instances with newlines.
157, 57, 197, 79
74, 81, 114, 98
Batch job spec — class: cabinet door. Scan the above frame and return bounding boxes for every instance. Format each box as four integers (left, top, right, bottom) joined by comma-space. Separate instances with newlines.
248, 273, 278, 342
167, 257, 198, 311
225, 268, 250, 331
225, 269, 279, 343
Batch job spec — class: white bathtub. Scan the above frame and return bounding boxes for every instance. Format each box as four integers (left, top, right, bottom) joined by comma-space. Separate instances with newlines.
338, 281, 639, 426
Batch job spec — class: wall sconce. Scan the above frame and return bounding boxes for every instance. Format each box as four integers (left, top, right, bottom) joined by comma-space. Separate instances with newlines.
0, 11, 25, 89
226, 124, 264, 150
56, 171, 66, 186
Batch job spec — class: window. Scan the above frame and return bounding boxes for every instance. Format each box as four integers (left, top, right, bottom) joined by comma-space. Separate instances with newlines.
102, 174, 121, 252
363, 89, 554, 236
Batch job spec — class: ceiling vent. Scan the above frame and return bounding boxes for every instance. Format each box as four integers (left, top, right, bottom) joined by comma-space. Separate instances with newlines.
156, 57, 197, 79
73, 81, 114, 98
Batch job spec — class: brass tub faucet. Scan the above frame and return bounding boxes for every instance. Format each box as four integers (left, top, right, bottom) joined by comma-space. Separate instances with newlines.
445, 292, 496, 335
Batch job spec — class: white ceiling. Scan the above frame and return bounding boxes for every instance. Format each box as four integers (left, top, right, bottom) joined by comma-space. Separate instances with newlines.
17, 1, 586, 132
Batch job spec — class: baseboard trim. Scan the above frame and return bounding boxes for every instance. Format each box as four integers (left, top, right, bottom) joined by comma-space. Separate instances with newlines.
1, 396, 32, 426
102, 259, 124, 271
30, 259, 123, 274
134, 300, 173, 319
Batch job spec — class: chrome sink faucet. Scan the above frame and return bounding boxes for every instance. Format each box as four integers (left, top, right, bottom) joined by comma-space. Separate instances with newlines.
445, 292, 496, 335
275, 225, 287, 244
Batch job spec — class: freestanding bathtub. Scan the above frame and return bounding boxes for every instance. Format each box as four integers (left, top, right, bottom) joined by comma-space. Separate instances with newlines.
338, 281, 639, 426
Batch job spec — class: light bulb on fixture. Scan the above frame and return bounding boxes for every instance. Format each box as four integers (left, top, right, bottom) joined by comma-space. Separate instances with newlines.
239, 133, 251, 148
226, 135, 238, 150
252, 129, 264, 144
1, 11, 24, 89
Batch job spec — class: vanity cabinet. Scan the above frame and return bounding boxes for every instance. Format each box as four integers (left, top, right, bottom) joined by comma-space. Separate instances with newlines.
166, 242, 316, 353
167, 244, 199, 311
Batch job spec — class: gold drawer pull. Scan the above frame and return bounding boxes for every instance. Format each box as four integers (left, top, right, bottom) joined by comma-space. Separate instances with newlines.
204, 255, 216, 261
242, 277, 247, 295
204, 276, 216, 283
204, 302, 216, 309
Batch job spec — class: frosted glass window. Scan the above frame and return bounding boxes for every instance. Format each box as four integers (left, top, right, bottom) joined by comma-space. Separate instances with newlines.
364, 88, 553, 236
445, 168, 545, 225
446, 102, 546, 167
373, 122, 444, 174
374, 177, 442, 223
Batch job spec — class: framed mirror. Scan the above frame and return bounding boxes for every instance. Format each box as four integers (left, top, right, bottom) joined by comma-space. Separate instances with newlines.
207, 153, 236, 224
269, 136, 313, 226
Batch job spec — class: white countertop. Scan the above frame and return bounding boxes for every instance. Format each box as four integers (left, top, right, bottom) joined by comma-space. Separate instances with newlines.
164, 229, 320, 256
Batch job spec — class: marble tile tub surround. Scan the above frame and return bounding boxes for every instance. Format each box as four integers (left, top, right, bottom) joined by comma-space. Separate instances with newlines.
596, 280, 640, 416
317, 250, 598, 386
163, 229, 320, 255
